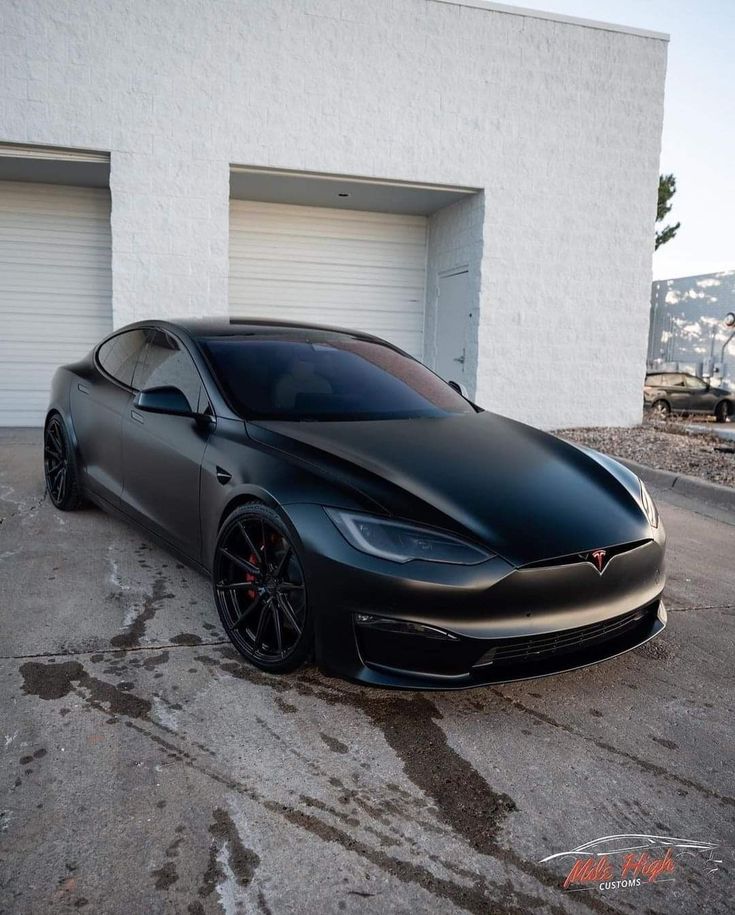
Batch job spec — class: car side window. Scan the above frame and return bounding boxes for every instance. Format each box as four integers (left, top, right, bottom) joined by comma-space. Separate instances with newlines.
134, 329, 206, 412
684, 375, 706, 390
97, 330, 148, 388
646, 374, 663, 386
667, 374, 685, 387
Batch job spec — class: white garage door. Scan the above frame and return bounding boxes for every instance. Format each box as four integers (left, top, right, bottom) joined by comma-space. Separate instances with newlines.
0, 181, 112, 426
229, 201, 427, 358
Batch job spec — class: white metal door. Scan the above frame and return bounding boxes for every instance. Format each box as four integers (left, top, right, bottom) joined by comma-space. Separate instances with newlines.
229, 201, 428, 358
434, 269, 470, 384
0, 181, 112, 426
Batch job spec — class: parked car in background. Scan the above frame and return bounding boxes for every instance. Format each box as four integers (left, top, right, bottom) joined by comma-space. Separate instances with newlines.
644, 372, 734, 422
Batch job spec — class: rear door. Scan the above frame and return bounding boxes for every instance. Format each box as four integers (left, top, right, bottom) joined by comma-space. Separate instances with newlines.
71, 329, 147, 504
643, 374, 663, 405
120, 329, 211, 561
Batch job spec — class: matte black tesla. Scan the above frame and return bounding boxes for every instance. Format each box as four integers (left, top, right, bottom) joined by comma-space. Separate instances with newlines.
45, 319, 667, 688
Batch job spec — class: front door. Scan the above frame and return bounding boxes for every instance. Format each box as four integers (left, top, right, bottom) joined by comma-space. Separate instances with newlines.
121, 329, 211, 562
434, 269, 471, 387
683, 375, 714, 413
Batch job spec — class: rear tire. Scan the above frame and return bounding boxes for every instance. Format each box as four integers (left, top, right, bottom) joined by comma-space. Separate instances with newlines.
212, 503, 313, 674
651, 399, 671, 419
715, 401, 731, 423
44, 414, 84, 511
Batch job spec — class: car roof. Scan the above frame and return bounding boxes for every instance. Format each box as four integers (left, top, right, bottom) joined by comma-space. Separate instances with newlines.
646, 371, 696, 378
161, 316, 387, 343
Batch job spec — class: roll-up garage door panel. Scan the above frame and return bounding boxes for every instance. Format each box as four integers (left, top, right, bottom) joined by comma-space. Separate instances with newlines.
0, 180, 112, 426
229, 200, 427, 359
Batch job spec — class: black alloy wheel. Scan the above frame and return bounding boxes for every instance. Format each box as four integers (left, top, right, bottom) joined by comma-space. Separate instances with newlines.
213, 504, 311, 673
44, 415, 83, 510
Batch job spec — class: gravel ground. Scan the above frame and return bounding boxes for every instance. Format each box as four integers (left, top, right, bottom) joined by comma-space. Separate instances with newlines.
557, 420, 735, 489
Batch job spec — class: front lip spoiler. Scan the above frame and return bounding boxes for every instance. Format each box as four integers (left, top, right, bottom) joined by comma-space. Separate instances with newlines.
346, 600, 667, 691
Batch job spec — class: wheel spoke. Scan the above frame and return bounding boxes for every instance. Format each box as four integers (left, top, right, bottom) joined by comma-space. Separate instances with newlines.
260, 520, 269, 567
238, 522, 262, 567
231, 594, 262, 629
217, 580, 257, 592
272, 601, 284, 654
277, 594, 302, 636
279, 581, 304, 592
274, 546, 292, 579
49, 424, 63, 453
253, 600, 269, 651
220, 548, 259, 576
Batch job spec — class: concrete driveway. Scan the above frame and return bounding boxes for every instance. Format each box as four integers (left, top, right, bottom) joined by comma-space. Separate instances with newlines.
1, 429, 733, 915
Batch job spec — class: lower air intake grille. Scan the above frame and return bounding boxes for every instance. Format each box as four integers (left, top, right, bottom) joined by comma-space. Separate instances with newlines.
473, 602, 657, 669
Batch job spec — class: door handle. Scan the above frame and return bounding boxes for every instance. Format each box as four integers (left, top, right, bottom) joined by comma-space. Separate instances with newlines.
453, 350, 466, 365
130, 409, 145, 424
77, 383, 90, 395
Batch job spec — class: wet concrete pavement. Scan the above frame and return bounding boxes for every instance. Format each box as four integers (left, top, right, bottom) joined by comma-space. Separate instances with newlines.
1, 429, 733, 914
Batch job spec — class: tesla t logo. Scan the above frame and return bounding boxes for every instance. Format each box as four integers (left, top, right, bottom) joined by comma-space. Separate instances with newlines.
578, 549, 610, 573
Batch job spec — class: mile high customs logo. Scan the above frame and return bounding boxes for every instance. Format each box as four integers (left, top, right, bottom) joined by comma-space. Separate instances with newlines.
539, 834, 722, 893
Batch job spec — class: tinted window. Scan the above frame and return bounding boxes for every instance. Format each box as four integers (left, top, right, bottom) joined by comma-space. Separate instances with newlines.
135, 329, 205, 411
201, 333, 475, 421
97, 330, 147, 387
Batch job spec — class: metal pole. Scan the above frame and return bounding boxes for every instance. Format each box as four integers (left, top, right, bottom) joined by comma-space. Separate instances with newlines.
721, 330, 735, 365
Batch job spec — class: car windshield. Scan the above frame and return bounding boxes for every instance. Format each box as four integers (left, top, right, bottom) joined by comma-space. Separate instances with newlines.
200, 333, 475, 421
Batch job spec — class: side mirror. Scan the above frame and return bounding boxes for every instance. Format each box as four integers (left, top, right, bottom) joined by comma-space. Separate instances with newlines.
134, 386, 195, 417
447, 380, 469, 398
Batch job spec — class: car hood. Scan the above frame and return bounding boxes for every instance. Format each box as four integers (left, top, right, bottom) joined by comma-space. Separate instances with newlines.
249, 412, 652, 566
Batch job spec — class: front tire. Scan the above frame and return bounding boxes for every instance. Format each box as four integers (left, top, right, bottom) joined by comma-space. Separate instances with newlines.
651, 399, 671, 420
212, 504, 312, 674
715, 401, 731, 423
44, 414, 84, 511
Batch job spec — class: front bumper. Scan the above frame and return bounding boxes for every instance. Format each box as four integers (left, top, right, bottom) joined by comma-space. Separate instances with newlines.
351, 599, 666, 688
284, 504, 667, 690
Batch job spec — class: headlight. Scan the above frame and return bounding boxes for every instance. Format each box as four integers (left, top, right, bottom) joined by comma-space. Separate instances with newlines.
639, 480, 659, 529
325, 508, 492, 565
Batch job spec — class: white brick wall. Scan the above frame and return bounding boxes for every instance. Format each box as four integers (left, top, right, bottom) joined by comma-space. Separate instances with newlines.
0, 0, 667, 428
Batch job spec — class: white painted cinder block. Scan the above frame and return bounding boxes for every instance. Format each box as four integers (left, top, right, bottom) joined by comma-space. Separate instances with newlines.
0, 0, 667, 428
